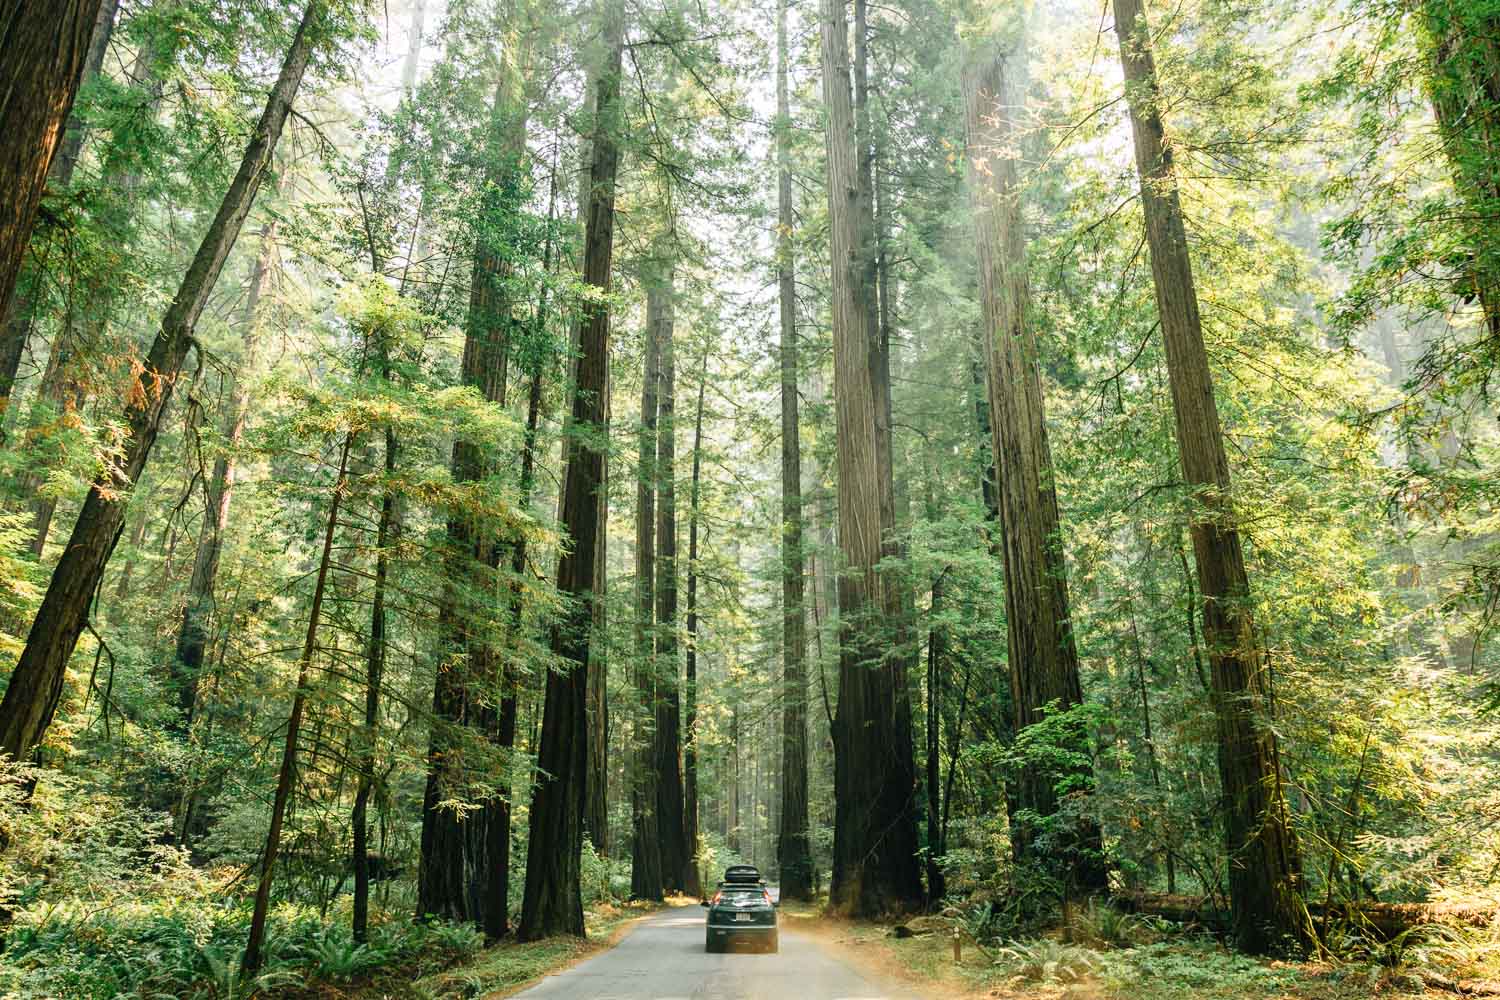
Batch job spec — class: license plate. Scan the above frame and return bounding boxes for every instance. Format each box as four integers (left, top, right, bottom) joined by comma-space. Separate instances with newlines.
734, 914, 752, 922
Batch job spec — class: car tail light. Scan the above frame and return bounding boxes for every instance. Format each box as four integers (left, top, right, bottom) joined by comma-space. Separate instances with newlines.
711, 890, 723, 905
763, 890, 773, 905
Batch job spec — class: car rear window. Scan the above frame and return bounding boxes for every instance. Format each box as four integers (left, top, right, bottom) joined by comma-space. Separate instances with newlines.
719, 887, 764, 900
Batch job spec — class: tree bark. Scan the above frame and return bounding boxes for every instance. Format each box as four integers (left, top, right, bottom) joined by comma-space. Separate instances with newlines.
653, 267, 690, 894
820, 0, 923, 917
776, 0, 813, 904
0, 0, 118, 424
1112, 0, 1307, 953
0, 0, 322, 765
962, 36, 1104, 892
631, 277, 664, 902
352, 415, 393, 943
684, 340, 707, 895
418, 37, 530, 930
0, 0, 104, 326
518, 0, 624, 941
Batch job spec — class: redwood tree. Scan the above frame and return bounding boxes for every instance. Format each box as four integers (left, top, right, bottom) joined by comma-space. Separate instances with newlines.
963, 35, 1104, 892
820, 0, 923, 917
1112, 0, 1307, 953
0, 0, 105, 325
776, 0, 813, 904
653, 266, 691, 894
518, 0, 624, 940
0, 0, 118, 418
630, 277, 664, 902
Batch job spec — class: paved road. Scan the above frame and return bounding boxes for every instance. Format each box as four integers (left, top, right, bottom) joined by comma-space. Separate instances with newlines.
513, 906, 917, 999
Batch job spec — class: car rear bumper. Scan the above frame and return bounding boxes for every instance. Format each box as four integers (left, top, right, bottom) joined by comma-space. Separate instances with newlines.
707, 923, 776, 935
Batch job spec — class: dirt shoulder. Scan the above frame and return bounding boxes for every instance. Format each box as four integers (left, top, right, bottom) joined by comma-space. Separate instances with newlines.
776, 903, 1479, 1000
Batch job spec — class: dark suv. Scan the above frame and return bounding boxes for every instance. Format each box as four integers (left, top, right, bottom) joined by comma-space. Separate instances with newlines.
702, 865, 778, 953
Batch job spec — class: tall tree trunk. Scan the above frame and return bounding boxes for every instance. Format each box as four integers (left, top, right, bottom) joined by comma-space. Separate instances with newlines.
0, 0, 322, 765
776, 0, 812, 904
0, 0, 104, 325
242, 428, 354, 974
173, 217, 278, 728
0, 0, 118, 422
820, 0, 923, 917
352, 417, 395, 943
585, 373, 611, 858
631, 279, 664, 901
353, 207, 399, 942
418, 41, 530, 929
1112, 0, 1307, 953
684, 340, 708, 896
653, 267, 689, 894
517, 0, 624, 941
962, 37, 1104, 892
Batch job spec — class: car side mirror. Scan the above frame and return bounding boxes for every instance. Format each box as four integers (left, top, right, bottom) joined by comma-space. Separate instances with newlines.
701, 899, 711, 908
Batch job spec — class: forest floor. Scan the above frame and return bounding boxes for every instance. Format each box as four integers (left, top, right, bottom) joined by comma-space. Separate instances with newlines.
256, 897, 1500, 999
775, 903, 1500, 1000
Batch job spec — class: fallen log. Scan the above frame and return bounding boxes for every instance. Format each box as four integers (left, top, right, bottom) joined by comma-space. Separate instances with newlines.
1113, 891, 1498, 938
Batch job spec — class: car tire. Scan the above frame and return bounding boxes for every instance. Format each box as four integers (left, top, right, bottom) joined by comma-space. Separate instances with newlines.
705, 936, 720, 954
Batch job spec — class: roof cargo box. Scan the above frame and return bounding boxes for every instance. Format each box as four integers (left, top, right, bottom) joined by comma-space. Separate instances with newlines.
722, 865, 763, 885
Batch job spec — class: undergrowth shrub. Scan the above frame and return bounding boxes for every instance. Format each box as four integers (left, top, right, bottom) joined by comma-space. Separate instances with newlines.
0, 899, 482, 999
996, 938, 1101, 983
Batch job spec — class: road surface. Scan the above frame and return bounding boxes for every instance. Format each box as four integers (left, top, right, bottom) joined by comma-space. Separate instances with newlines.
512, 906, 918, 999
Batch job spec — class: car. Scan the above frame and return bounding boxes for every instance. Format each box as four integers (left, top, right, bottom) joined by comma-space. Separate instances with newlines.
702, 865, 779, 953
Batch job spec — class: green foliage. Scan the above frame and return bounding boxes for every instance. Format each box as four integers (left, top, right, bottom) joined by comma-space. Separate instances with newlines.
995, 937, 1101, 984
0, 900, 482, 999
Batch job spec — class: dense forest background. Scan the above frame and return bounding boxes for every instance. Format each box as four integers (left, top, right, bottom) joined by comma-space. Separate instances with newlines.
0, 0, 1497, 995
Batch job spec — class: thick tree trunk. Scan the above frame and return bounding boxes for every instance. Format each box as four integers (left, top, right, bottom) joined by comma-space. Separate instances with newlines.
243, 429, 354, 974
418, 46, 530, 930
820, 0, 923, 917
1112, 0, 1307, 954
683, 341, 707, 895
0, 0, 118, 423
653, 269, 690, 895
585, 382, 611, 858
0, 1, 322, 765
518, 0, 624, 940
962, 38, 1105, 892
174, 218, 277, 728
0, 0, 104, 325
631, 278, 663, 901
776, 0, 813, 904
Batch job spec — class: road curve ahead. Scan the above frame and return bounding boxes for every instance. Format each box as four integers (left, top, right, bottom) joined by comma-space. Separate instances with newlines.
512, 906, 918, 1000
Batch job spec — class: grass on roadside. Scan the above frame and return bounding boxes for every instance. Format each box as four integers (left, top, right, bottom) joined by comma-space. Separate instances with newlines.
778, 900, 1500, 1000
